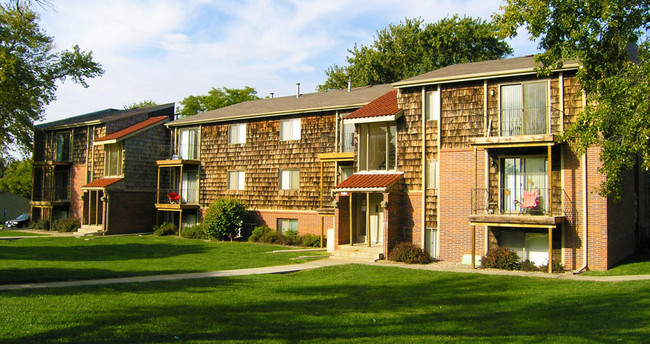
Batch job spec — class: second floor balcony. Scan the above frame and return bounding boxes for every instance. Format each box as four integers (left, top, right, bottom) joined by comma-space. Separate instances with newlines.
31, 164, 70, 205
155, 159, 200, 210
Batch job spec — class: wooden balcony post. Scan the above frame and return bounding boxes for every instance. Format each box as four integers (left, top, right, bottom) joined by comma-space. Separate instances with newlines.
548, 226, 553, 273
319, 161, 323, 209
472, 224, 476, 269
548, 145, 552, 214
367, 192, 371, 247
349, 194, 353, 246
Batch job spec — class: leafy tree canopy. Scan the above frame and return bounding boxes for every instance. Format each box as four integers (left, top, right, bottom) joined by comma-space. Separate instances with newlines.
493, 0, 650, 198
178, 86, 259, 117
317, 16, 513, 91
0, 158, 31, 198
0, 2, 103, 157
123, 100, 157, 110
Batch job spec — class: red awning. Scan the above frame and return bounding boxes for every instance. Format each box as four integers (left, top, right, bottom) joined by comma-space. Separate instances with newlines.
334, 173, 403, 191
82, 178, 123, 189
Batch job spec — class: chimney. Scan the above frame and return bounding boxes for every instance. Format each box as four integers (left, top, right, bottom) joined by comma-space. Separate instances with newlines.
296, 83, 300, 98
347, 78, 351, 92
270, 92, 274, 99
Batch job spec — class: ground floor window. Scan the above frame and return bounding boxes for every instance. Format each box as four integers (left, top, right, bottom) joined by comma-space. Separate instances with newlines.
424, 228, 439, 258
493, 227, 561, 266
277, 218, 298, 233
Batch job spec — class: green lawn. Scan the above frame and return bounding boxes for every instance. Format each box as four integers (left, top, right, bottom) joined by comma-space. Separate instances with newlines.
583, 252, 650, 276
0, 264, 648, 343
0, 235, 326, 285
0, 229, 45, 237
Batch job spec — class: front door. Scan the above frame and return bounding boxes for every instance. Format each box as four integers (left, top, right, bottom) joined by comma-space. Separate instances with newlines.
368, 194, 384, 244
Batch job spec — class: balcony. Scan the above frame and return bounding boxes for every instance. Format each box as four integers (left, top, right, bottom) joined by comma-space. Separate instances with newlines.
31, 164, 71, 206
155, 159, 200, 210
469, 106, 556, 148
469, 188, 572, 227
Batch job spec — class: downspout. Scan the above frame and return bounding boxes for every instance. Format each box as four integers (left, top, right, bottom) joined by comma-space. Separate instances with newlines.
335, 111, 339, 152
575, 90, 588, 274
421, 86, 426, 249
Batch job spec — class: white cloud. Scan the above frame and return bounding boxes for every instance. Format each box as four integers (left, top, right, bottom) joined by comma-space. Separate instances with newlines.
38, 0, 539, 123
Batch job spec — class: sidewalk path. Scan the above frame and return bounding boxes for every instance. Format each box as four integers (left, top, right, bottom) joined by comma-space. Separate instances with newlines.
0, 258, 345, 291
1, 257, 649, 291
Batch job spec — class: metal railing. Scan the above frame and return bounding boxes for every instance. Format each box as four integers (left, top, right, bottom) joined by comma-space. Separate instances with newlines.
157, 187, 199, 204
499, 106, 549, 136
471, 188, 567, 216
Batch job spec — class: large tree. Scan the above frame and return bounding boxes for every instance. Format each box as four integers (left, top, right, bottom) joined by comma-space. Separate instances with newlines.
318, 16, 512, 91
0, 158, 31, 198
123, 100, 157, 110
178, 86, 259, 117
0, 2, 103, 157
493, 0, 650, 198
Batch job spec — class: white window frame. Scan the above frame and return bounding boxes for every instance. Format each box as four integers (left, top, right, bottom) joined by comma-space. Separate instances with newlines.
104, 143, 123, 177
179, 127, 199, 160
228, 123, 246, 144
425, 89, 440, 121
279, 169, 300, 190
280, 118, 301, 141
426, 159, 438, 189
227, 170, 246, 190
277, 218, 298, 233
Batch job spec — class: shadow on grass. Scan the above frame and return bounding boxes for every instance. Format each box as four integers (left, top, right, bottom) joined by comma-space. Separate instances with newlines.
2, 265, 649, 343
0, 267, 198, 285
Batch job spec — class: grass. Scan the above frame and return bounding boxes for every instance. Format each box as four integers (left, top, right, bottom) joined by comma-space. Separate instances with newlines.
0, 264, 648, 343
0, 235, 326, 285
0, 229, 45, 237
583, 252, 650, 276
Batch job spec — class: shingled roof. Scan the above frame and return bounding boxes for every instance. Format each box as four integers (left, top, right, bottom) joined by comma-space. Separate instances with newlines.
345, 90, 399, 120
333, 173, 403, 191
35, 103, 175, 130
169, 84, 394, 127
95, 116, 168, 143
393, 55, 579, 87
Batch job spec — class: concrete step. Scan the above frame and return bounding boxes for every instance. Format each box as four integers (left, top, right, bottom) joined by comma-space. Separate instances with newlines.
75, 225, 103, 237
332, 245, 384, 261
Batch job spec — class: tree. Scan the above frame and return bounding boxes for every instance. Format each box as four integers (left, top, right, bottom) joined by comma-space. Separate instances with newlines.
123, 100, 157, 110
317, 16, 512, 91
0, 3, 103, 157
202, 198, 248, 240
493, 0, 650, 198
0, 159, 31, 198
178, 86, 260, 117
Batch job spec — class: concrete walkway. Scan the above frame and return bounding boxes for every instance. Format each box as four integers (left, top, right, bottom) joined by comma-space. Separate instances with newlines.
1, 257, 649, 291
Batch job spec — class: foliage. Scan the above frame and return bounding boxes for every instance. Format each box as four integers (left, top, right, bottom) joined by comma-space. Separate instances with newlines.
0, 4, 103, 156
178, 86, 259, 117
481, 247, 521, 270
493, 0, 650, 199
52, 217, 80, 232
203, 198, 248, 240
318, 16, 512, 91
301, 233, 324, 248
281, 229, 301, 245
520, 259, 539, 272
0, 158, 31, 198
249, 225, 273, 242
388, 242, 433, 264
123, 100, 157, 110
180, 223, 206, 239
540, 261, 565, 273
153, 222, 178, 236
28, 219, 48, 230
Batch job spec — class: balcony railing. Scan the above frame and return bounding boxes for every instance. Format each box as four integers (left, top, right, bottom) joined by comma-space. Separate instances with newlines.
471, 188, 565, 216
157, 187, 199, 205
499, 106, 549, 136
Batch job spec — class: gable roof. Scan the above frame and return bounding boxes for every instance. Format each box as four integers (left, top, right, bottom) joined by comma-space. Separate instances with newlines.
393, 55, 580, 88
345, 90, 399, 120
94, 116, 169, 144
35, 103, 175, 131
168, 84, 394, 127
333, 173, 403, 192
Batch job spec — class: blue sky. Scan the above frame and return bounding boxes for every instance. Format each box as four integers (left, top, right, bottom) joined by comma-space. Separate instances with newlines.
38, 0, 539, 123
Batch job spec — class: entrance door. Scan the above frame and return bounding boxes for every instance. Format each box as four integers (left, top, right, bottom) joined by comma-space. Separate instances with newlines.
368, 194, 384, 244
355, 195, 367, 243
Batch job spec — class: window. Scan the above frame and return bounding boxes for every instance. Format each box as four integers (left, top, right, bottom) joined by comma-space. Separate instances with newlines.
426, 159, 438, 189
358, 122, 396, 171
55, 132, 71, 162
341, 122, 355, 152
425, 89, 440, 121
179, 128, 199, 160
182, 171, 198, 203
229, 123, 246, 144
339, 166, 354, 183
280, 118, 301, 141
425, 228, 439, 258
54, 169, 70, 201
277, 219, 298, 233
279, 169, 300, 190
500, 82, 547, 136
501, 156, 547, 213
104, 143, 123, 177
227, 170, 245, 190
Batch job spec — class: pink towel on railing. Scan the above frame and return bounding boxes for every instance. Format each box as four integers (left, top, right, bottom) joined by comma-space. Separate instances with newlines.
521, 190, 539, 208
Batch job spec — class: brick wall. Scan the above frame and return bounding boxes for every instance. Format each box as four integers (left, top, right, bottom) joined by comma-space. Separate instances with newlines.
248, 209, 333, 236
70, 164, 87, 220
106, 190, 156, 234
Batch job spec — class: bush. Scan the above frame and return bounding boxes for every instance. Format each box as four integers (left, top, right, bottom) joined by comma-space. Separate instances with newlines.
28, 220, 50, 230
154, 222, 178, 236
249, 226, 272, 242
262, 230, 282, 244
540, 260, 565, 273
203, 198, 248, 240
282, 229, 302, 245
481, 247, 521, 270
301, 234, 324, 248
181, 224, 205, 239
388, 242, 433, 264
520, 259, 539, 272
52, 217, 81, 232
